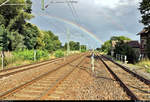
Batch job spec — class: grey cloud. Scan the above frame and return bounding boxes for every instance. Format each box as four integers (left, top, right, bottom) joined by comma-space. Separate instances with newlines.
30, 0, 144, 48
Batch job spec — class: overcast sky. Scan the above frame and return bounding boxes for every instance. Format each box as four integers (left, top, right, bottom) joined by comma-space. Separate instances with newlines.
30, 0, 144, 49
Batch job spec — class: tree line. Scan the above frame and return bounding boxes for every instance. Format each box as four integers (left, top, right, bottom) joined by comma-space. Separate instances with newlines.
0, 0, 86, 54
97, 36, 139, 63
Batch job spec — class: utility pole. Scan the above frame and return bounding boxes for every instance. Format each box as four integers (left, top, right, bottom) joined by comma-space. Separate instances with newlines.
79, 44, 81, 52
34, 49, 36, 61
86, 44, 88, 51
41, 0, 45, 10
67, 28, 70, 56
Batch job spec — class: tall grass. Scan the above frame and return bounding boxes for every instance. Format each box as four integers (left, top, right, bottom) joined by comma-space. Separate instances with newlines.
0, 49, 50, 69
136, 59, 150, 67
136, 59, 150, 73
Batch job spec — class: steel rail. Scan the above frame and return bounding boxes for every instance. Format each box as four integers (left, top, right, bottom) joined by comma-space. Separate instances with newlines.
0, 53, 81, 79
97, 54, 139, 100
0, 53, 86, 99
0, 58, 62, 79
38, 54, 87, 100
102, 55, 150, 86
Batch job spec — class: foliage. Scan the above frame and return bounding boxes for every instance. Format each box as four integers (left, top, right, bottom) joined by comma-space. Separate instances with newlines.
64, 41, 80, 51
110, 36, 131, 41
64, 41, 87, 52
139, 0, 150, 26
0, 0, 34, 51
100, 40, 111, 54
100, 36, 131, 54
81, 45, 86, 52
136, 59, 150, 67
54, 50, 64, 58
0, 0, 62, 52
12, 49, 49, 61
114, 41, 138, 63
0, 25, 9, 51
96, 48, 101, 51
22, 23, 41, 50
146, 69, 150, 73
42, 31, 62, 52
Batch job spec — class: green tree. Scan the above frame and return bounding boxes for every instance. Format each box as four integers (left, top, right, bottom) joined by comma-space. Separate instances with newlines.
0, 25, 9, 51
100, 36, 131, 54
8, 31, 25, 51
0, 0, 33, 27
100, 40, 111, 53
139, 0, 150, 26
114, 41, 138, 63
22, 23, 41, 50
111, 36, 131, 41
64, 41, 80, 51
81, 45, 86, 52
0, 0, 34, 51
42, 31, 61, 52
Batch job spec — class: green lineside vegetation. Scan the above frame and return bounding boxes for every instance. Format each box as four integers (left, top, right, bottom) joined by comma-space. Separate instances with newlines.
0, 0, 86, 69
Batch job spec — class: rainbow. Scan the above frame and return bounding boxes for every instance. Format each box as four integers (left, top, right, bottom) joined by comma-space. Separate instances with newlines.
32, 11, 104, 45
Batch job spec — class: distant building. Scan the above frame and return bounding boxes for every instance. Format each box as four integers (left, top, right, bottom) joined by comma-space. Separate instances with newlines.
137, 28, 150, 58
126, 40, 140, 57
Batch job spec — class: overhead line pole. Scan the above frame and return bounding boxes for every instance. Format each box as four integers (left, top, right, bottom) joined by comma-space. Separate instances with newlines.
42, 0, 45, 10
67, 28, 70, 56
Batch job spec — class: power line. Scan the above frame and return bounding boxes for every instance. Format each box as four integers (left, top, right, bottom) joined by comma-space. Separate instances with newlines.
65, 0, 79, 24
68, 0, 82, 25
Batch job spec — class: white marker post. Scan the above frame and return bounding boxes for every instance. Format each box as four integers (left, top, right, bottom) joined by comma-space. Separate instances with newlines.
124, 55, 127, 64
91, 52, 95, 72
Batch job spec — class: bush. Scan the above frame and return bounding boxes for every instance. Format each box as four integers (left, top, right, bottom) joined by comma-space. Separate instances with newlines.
54, 50, 64, 58
12, 49, 49, 61
81, 49, 86, 52
114, 41, 139, 64
137, 59, 150, 67
36, 50, 49, 60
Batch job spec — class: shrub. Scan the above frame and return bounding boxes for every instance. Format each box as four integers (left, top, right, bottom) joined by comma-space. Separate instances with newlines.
12, 49, 49, 61
54, 50, 64, 58
147, 69, 150, 73
36, 50, 49, 60
136, 59, 150, 67
81, 49, 86, 52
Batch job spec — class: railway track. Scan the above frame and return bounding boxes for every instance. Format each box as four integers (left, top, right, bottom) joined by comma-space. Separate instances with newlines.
97, 53, 150, 100
0, 53, 88, 100
0, 53, 82, 79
